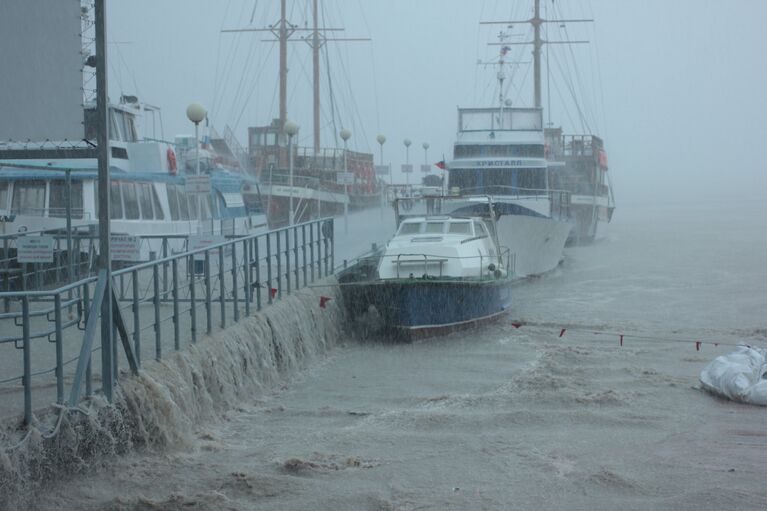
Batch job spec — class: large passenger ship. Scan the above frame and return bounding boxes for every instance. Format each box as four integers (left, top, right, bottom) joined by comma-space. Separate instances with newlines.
447, 106, 572, 277
0, 101, 268, 261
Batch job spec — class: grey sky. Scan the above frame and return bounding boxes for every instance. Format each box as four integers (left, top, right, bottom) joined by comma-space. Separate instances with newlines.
108, 1, 767, 204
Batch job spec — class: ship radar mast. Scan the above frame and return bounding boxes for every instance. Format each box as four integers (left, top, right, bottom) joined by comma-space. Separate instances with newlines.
481, 0, 592, 109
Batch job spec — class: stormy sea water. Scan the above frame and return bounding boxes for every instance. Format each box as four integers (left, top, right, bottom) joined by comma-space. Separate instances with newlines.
27, 199, 767, 510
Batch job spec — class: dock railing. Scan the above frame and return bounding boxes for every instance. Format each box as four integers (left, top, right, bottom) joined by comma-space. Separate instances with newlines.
0, 218, 334, 426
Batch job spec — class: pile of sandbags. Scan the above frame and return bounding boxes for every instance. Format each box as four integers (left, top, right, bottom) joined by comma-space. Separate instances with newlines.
700, 346, 767, 405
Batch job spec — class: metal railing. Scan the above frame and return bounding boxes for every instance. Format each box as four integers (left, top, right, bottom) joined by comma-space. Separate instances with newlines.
0, 218, 334, 426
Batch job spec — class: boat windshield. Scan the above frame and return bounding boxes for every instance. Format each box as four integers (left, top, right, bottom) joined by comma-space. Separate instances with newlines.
398, 222, 421, 235
448, 221, 471, 235
425, 222, 444, 234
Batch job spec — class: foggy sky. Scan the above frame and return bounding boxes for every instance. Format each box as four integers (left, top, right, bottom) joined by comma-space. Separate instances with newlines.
108, 0, 767, 205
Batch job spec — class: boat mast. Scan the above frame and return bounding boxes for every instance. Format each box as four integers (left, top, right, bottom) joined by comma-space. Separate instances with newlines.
481, 0, 591, 109
312, 0, 320, 155
279, 0, 288, 133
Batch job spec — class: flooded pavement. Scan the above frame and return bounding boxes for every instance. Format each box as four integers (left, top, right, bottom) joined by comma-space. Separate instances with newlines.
29, 201, 767, 510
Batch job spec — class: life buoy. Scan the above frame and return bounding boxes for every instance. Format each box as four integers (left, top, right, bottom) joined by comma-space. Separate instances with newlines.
167, 148, 177, 175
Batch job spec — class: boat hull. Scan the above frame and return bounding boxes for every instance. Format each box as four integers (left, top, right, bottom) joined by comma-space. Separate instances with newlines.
360, 277, 513, 340
495, 212, 572, 278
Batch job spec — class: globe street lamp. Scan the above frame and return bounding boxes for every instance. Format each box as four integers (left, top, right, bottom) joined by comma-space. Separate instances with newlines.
340, 128, 351, 234
422, 142, 430, 171
186, 102, 207, 176
285, 120, 299, 226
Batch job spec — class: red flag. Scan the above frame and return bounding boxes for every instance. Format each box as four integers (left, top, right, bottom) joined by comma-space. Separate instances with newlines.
435, 160, 446, 170
270, 288, 278, 299
559, 328, 566, 338
695, 341, 701, 352
511, 322, 522, 329
319, 296, 332, 308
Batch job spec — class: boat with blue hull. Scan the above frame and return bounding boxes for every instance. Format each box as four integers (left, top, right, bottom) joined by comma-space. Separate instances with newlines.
340, 198, 513, 340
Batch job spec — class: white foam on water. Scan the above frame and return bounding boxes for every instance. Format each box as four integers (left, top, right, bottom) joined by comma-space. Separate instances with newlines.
0, 283, 344, 510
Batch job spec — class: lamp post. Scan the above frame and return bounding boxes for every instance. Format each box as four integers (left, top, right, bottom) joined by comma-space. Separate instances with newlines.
422, 142, 430, 168
376, 134, 387, 215
403, 138, 412, 189
285, 120, 299, 226
376, 134, 386, 167
186, 103, 207, 176
340, 128, 351, 234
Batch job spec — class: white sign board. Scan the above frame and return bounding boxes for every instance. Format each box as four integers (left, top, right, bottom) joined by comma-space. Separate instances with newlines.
188, 235, 226, 260
374, 165, 390, 176
111, 234, 142, 262
184, 175, 212, 194
336, 172, 355, 185
420, 164, 431, 173
16, 236, 54, 264
401, 164, 414, 174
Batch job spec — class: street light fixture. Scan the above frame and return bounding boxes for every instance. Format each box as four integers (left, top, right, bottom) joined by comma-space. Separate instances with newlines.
186, 102, 207, 176
285, 120, 300, 226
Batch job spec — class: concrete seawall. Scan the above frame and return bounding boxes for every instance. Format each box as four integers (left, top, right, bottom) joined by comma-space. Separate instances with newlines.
0, 280, 344, 509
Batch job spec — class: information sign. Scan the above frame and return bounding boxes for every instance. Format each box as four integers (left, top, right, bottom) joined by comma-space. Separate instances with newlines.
110, 234, 142, 262
17, 236, 54, 263
184, 175, 212, 194
401, 164, 413, 174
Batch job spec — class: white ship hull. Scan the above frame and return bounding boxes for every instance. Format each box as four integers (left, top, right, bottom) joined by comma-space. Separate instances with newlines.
495, 212, 572, 278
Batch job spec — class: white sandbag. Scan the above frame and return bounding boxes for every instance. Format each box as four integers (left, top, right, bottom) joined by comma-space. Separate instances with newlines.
699, 346, 767, 405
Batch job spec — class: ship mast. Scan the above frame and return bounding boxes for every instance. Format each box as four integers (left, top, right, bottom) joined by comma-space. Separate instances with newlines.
482, 0, 591, 109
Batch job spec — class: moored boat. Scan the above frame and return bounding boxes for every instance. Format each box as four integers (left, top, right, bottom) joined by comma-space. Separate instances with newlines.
340, 198, 513, 340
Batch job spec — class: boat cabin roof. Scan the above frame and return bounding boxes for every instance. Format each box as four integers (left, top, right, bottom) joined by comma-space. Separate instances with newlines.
395, 217, 489, 237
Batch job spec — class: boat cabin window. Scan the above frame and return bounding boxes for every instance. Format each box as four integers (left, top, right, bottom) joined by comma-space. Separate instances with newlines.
0, 183, 9, 211
207, 195, 218, 219
50, 180, 83, 219
110, 182, 123, 219
151, 187, 164, 220
178, 187, 190, 220
473, 221, 488, 237
449, 167, 546, 195
122, 183, 140, 220
398, 222, 422, 235
448, 221, 471, 235
425, 221, 445, 234
167, 185, 180, 220
187, 195, 199, 220
137, 183, 154, 220
11, 180, 46, 216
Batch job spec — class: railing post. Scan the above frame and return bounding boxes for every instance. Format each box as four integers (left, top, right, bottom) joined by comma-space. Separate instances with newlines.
132, 269, 141, 367
189, 254, 197, 343
231, 241, 239, 323
205, 249, 212, 335
266, 233, 273, 305
219, 246, 226, 328
293, 227, 299, 289
162, 237, 169, 294
172, 257, 180, 350
285, 229, 291, 294
54, 293, 64, 404
276, 230, 282, 298
301, 224, 309, 287
309, 222, 315, 283
316, 222, 323, 279
330, 218, 335, 273
255, 237, 262, 311
21, 296, 31, 425
243, 239, 251, 317
153, 263, 161, 360
83, 281, 92, 397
